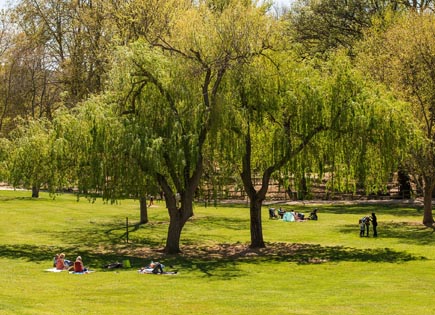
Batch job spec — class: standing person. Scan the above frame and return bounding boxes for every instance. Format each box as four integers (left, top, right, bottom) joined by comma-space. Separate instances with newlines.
359, 219, 365, 237
363, 215, 371, 237
371, 212, 378, 237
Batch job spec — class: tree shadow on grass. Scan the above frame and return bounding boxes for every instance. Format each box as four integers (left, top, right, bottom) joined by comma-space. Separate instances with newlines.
0, 241, 425, 280
0, 243, 157, 271
339, 221, 434, 245
172, 242, 426, 279
47, 219, 168, 248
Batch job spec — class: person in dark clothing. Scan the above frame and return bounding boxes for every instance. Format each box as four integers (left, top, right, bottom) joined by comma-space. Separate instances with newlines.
371, 212, 378, 237
151, 261, 164, 274
363, 216, 371, 236
309, 208, 318, 220
278, 207, 285, 219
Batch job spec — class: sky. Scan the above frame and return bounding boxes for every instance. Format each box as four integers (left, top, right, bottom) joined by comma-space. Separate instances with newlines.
0, 0, 14, 10
0, 0, 294, 10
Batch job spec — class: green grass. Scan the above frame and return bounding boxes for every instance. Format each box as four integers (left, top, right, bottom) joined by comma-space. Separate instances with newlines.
0, 190, 434, 315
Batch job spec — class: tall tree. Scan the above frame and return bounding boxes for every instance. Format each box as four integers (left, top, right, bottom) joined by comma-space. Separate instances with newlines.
287, 0, 432, 56
14, 0, 113, 106
357, 12, 435, 227
220, 51, 409, 248
96, 0, 275, 254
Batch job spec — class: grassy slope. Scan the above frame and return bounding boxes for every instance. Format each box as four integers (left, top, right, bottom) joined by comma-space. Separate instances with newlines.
0, 190, 434, 315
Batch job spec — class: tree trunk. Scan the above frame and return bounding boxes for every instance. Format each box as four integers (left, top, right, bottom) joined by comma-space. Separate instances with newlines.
31, 185, 39, 198
157, 151, 202, 255
139, 197, 148, 224
398, 169, 411, 199
165, 209, 184, 254
164, 193, 193, 254
422, 182, 435, 227
249, 196, 265, 248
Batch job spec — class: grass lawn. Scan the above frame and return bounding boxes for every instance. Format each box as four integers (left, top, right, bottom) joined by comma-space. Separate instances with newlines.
0, 190, 434, 315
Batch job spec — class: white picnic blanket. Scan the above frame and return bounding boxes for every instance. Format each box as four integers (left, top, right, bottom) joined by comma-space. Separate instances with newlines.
44, 268, 65, 272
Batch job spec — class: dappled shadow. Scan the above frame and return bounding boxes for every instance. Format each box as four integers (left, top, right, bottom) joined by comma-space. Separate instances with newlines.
0, 244, 71, 263
340, 221, 434, 245
162, 242, 426, 279
49, 219, 167, 248
0, 243, 152, 271
0, 196, 41, 202
0, 241, 425, 280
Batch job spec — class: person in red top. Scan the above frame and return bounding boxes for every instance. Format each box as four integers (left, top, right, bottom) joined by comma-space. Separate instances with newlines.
74, 256, 87, 272
56, 253, 67, 270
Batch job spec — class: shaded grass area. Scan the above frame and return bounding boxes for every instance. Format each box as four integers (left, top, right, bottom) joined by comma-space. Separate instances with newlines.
0, 240, 422, 271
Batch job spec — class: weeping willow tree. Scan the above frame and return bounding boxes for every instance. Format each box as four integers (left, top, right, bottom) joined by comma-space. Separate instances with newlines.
218, 50, 409, 248
52, 99, 160, 224
2, 98, 158, 226
356, 12, 435, 227
98, 0, 276, 254
5, 119, 59, 197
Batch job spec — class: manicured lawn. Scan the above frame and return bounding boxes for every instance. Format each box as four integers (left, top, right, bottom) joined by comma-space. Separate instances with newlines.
0, 190, 434, 314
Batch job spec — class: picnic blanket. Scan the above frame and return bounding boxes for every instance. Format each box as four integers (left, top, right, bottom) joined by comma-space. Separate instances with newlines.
69, 270, 94, 275
44, 268, 65, 272
137, 269, 177, 275
45, 268, 94, 274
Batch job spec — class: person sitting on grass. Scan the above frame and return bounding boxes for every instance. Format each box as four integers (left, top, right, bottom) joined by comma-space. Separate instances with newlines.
53, 254, 59, 267
309, 209, 318, 220
268, 208, 277, 219
56, 253, 68, 270
278, 207, 285, 219
73, 256, 88, 273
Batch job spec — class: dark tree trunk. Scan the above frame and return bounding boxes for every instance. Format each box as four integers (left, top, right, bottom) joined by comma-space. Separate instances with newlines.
165, 208, 184, 254
164, 192, 194, 254
398, 169, 412, 199
139, 197, 148, 224
249, 195, 265, 248
31, 185, 39, 198
157, 159, 200, 255
422, 180, 435, 227
299, 176, 308, 200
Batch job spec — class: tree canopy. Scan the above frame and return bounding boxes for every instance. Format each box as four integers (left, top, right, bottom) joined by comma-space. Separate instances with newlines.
356, 11, 435, 226
0, 0, 432, 254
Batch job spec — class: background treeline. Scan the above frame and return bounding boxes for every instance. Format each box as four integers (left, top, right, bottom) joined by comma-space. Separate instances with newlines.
0, 0, 434, 253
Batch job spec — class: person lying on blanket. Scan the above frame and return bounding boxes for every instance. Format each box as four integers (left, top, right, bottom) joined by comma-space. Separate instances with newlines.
140, 261, 165, 274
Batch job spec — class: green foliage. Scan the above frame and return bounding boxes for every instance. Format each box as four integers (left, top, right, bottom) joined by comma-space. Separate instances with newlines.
356, 11, 435, 223
6, 118, 55, 191
288, 0, 394, 56
216, 47, 408, 197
